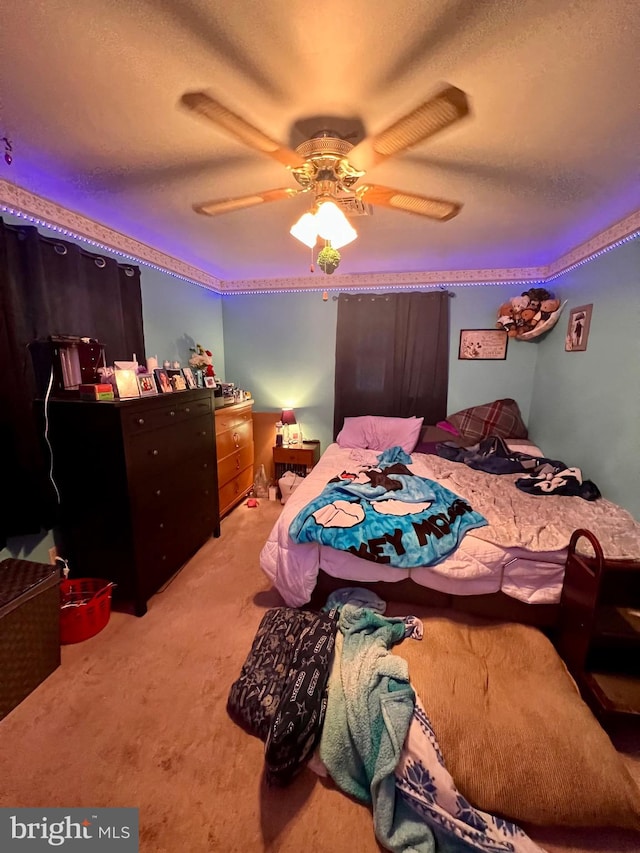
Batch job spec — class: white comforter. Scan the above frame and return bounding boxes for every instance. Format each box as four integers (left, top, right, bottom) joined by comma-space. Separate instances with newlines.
260, 443, 640, 608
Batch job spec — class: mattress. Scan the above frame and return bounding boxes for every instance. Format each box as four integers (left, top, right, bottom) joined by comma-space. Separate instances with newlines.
260, 442, 589, 608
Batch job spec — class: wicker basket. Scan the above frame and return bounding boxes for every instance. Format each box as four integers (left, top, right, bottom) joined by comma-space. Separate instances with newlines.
60, 578, 114, 644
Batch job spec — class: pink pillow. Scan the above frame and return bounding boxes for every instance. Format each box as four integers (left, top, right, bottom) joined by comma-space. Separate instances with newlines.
335, 416, 372, 450
336, 416, 424, 454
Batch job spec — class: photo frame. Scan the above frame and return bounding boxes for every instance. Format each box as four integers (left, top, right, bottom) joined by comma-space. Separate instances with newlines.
458, 329, 508, 360
204, 376, 216, 389
166, 368, 186, 391
565, 303, 593, 352
153, 368, 173, 393
182, 366, 197, 389
114, 368, 140, 399
136, 372, 158, 397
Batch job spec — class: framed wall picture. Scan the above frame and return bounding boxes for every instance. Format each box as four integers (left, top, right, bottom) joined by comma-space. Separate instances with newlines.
565, 304, 593, 352
458, 329, 508, 360
114, 368, 140, 399
154, 368, 173, 393
182, 366, 197, 389
136, 372, 158, 397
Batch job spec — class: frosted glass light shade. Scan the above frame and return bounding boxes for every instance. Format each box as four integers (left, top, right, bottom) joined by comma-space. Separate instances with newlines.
289, 212, 318, 248
314, 201, 357, 248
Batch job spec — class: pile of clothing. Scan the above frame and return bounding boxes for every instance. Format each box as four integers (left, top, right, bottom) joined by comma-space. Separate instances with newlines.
227, 588, 545, 853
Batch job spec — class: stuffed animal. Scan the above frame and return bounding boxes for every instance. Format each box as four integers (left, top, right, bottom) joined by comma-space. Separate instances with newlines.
496, 303, 518, 337
496, 289, 562, 341
540, 297, 560, 321
510, 295, 530, 313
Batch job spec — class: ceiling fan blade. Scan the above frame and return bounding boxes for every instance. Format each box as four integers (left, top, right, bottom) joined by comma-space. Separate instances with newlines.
193, 187, 301, 217
356, 184, 462, 221
348, 84, 470, 171
181, 91, 305, 168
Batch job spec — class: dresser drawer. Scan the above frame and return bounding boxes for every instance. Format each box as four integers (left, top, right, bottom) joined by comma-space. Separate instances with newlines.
218, 467, 254, 516
124, 395, 212, 437
130, 457, 215, 514
217, 444, 253, 489
216, 420, 253, 459
126, 415, 214, 475
215, 403, 254, 434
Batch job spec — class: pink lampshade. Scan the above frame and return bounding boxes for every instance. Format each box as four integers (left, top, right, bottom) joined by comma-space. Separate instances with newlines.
280, 408, 297, 426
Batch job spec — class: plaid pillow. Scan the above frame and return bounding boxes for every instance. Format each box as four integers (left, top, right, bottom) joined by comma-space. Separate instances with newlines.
446, 398, 528, 442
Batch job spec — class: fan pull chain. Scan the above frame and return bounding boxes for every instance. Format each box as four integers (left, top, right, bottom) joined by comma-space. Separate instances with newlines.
310, 245, 314, 273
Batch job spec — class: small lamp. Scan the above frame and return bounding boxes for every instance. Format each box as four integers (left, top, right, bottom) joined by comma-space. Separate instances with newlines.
280, 408, 297, 446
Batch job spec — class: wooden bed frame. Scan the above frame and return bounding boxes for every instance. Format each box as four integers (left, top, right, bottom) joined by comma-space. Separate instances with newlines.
310, 568, 560, 629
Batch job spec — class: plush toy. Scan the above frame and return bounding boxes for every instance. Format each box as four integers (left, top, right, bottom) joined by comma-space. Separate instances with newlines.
540, 297, 560, 321
510, 295, 530, 313
496, 303, 518, 336
496, 289, 563, 341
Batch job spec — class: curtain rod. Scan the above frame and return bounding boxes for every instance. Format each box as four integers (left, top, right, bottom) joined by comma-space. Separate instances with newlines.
332, 289, 454, 301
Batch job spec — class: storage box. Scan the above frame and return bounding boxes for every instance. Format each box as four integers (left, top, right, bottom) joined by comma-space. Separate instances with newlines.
79, 383, 115, 401
0, 558, 61, 720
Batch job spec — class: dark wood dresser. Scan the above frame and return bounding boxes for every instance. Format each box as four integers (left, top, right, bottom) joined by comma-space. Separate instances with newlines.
214, 400, 254, 517
46, 389, 220, 616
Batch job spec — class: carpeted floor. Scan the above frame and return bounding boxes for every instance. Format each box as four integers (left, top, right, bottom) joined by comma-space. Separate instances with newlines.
1, 500, 639, 852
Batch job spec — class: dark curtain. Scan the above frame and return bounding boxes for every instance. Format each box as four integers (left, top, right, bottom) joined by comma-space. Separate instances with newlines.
333, 291, 450, 438
0, 218, 145, 548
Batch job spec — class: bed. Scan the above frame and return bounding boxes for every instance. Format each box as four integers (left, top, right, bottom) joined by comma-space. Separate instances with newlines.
260, 406, 640, 626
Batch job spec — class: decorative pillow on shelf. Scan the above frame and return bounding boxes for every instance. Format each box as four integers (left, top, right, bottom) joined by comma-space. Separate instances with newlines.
336, 415, 423, 454
446, 397, 528, 443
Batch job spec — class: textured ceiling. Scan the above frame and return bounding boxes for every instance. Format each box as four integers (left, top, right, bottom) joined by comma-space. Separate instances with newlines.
1, 0, 638, 285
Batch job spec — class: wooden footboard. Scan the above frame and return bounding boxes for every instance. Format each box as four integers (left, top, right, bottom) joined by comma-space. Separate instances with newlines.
310, 569, 559, 629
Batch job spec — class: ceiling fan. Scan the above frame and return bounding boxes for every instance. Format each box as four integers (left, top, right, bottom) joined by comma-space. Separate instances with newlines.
180, 84, 470, 227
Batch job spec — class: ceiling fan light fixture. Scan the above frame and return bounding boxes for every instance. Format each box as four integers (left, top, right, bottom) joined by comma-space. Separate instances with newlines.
314, 201, 357, 248
290, 212, 318, 248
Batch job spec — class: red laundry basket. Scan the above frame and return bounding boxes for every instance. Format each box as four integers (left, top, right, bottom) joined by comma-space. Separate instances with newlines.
59, 578, 115, 644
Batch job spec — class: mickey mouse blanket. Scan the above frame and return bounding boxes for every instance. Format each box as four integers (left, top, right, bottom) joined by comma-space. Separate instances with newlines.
289, 446, 487, 568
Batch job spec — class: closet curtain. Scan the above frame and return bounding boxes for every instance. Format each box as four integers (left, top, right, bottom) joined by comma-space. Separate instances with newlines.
333, 291, 449, 438
0, 218, 145, 549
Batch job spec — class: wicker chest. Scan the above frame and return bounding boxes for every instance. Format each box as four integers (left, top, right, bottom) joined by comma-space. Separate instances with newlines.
0, 558, 61, 720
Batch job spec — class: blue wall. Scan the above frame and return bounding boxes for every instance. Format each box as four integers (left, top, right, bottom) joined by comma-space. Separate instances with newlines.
529, 239, 640, 519
3, 210, 638, 566
221, 284, 539, 450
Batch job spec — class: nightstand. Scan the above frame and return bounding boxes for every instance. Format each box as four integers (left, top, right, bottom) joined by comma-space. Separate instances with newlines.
273, 442, 321, 480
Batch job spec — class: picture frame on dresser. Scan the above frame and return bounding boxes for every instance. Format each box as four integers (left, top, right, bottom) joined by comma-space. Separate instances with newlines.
154, 368, 173, 393
137, 373, 158, 397
114, 368, 140, 399
204, 376, 216, 388
182, 367, 197, 389
166, 368, 187, 391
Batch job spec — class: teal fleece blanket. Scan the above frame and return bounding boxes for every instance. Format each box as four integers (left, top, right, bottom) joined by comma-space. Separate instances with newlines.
289, 447, 487, 568
319, 606, 444, 852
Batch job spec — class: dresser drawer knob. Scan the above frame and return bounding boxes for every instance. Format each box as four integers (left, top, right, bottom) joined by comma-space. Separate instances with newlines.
185, 407, 190, 413
156, 489, 162, 496
159, 522, 164, 529
137, 417, 145, 425
170, 410, 176, 417
236, 459, 240, 469
201, 430, 207, 437
152, 449, 159, 456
